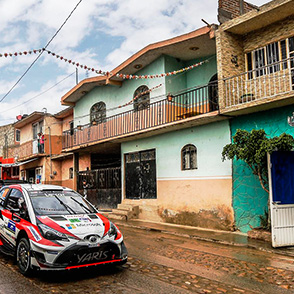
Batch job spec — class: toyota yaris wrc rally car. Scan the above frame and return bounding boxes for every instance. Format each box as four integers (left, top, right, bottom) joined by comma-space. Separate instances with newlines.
0, 184, 127, 275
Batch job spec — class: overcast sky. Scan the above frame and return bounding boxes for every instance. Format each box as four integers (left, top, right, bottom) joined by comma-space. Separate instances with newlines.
0, 0, 270, 126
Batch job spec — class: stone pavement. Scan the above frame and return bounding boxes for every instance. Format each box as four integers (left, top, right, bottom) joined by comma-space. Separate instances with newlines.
111, 218, 294, 258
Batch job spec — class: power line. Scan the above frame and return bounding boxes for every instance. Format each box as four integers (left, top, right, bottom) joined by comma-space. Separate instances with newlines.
0, 0, 83, 103
0, 72, 75, 114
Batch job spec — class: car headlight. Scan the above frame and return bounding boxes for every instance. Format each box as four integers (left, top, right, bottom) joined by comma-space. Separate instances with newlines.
38, 224, 69, 241
108, 222, 118, 238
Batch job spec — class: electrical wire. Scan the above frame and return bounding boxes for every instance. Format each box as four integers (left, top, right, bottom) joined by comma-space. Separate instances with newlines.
0, 0, 83, 103
0, 72, 75, 114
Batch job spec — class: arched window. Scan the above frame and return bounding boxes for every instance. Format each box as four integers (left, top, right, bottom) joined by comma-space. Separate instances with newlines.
181, 144, 197, 170
90, 102, 106, 124
133, 85, 150, 111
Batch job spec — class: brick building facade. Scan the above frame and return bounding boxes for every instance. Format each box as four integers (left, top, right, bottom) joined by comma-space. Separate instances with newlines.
0, 124, 16, 158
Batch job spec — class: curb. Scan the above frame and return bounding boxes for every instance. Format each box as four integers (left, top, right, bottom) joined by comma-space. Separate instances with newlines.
112, 219, 294, 258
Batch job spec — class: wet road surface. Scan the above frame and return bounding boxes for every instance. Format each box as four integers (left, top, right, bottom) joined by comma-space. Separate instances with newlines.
0, 224, 294, 293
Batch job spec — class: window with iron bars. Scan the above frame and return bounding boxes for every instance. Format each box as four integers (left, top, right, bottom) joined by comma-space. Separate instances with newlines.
246, 36, 293, 79
181, 144, 197, 170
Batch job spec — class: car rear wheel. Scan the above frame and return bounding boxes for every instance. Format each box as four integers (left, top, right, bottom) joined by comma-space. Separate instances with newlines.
16, 238, 32, 276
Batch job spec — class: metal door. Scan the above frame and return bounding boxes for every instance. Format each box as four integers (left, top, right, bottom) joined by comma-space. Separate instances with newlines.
125, 149, 157, 199
78, 167, 121, 209
269, 151, 294, 247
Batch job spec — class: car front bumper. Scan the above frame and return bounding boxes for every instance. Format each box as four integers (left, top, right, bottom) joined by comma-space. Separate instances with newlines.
30, 241, 128, 270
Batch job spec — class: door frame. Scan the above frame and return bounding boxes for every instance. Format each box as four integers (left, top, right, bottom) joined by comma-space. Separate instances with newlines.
268, 151, 294, 247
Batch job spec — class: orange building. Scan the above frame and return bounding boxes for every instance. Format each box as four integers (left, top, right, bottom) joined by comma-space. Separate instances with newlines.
13, 107, 74, 189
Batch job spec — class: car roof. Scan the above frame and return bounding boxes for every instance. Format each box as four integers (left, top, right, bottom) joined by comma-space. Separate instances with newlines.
6, 184, 73, 192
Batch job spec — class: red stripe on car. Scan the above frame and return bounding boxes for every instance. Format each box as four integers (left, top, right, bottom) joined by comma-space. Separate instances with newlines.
65, 259, 122, 270
97, 213, 110, 236
37, 216, 78, 239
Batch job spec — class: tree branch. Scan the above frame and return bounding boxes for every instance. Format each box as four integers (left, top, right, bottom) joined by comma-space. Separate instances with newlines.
258, 167, 269, 193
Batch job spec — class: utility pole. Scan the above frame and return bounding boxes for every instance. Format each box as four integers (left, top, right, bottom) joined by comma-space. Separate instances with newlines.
76, 68, 79, 85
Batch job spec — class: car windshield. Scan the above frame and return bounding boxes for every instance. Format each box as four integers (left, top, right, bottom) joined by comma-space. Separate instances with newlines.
28, 190, 96, 216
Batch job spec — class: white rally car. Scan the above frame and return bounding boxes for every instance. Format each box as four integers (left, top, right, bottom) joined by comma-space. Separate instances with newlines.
0, 184, 127, 275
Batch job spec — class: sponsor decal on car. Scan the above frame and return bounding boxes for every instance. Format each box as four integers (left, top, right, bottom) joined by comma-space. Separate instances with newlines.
79, 217, 92, 222
68, 217, 92, 223
28, 226, 42, 241
66, 224, 77, 230
75, 223, 100, 228
69, 218, 81, 223
7, 220, 16, 233
77, 251, 109, 263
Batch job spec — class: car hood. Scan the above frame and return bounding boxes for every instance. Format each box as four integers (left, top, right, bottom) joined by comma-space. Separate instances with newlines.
37, 213, 107, 239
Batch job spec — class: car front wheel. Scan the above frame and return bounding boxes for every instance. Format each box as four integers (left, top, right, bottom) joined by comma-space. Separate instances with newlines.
16, 238, 32, 276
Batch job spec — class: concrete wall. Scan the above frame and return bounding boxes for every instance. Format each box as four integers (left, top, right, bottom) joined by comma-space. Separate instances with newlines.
79, 154, 91, 171
121, 120, 233, 230
61, 157, 74, 189
19, 123, 33, 144
243, 16, 294, 52
164, 55, 186, 94
230, 105, 294, 232
185, 55, 217, 89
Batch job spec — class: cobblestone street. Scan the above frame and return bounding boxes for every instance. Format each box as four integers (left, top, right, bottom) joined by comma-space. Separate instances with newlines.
0, 224, 294, 293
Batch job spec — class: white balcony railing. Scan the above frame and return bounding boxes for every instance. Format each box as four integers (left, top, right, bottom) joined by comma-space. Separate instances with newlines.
223, 57, 294, 108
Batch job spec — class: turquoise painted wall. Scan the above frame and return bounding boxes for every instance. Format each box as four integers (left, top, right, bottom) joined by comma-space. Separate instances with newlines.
185, 55, 217, 89
74, 54, 217, 126
164, 55, 186, 94
121, 119, 231, 179
164, 55, 217, 95
231, 106, 294, 232
74, 56, 166, 126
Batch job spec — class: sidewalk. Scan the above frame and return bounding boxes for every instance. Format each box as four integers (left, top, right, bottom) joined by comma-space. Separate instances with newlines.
111, 218, 294, 258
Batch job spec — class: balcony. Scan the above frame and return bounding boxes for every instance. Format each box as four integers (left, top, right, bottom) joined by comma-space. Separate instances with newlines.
62, 83, 218, 150
18, 139, 45, 160
223, 57, 294, 109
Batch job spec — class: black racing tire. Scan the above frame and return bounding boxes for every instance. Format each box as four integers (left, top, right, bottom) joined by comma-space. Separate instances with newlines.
16, 238, 32, 276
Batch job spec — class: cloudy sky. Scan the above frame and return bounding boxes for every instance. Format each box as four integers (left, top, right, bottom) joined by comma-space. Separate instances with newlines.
0, 0, 270, 126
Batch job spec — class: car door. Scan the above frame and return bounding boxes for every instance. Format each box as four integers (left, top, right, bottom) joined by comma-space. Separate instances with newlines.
0, 187, 11, 245
2, 188, 26, 247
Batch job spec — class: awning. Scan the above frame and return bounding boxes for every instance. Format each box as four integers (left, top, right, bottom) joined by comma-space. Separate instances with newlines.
0, 158, 38, 167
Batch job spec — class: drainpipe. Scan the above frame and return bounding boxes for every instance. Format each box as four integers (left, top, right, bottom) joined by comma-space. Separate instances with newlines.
240, 0, 244, 15
48, 126, 53, 179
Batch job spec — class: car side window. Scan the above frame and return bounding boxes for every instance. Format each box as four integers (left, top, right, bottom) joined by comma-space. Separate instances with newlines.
0, 188, 10, 207
7, 189, 23, 210
6, 189, 29, 221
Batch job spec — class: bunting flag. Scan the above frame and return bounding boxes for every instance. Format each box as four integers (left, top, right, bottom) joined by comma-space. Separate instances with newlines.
0, 48, 209, 80
118, 84, 163, 108
0, 49, 43, 57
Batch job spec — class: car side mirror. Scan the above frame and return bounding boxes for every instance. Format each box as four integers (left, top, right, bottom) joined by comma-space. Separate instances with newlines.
10, 207, 20, 214
12, 214, 21, 222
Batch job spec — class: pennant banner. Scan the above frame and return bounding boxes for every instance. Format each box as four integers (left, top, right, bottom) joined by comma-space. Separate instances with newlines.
0, 48, 209, 80
118, 83, 163, 109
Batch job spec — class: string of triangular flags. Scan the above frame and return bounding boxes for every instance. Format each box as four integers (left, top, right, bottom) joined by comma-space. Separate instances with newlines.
117, 83, 163, 109
0, 48, 209, 80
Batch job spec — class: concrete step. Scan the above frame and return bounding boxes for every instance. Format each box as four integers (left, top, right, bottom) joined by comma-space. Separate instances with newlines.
99, 211, 111, 218
138, 205, 163, 222
117, 204, 134, 211
111, 209, 132, 216
106, 204, 140, 221
108, 213, 127, 221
